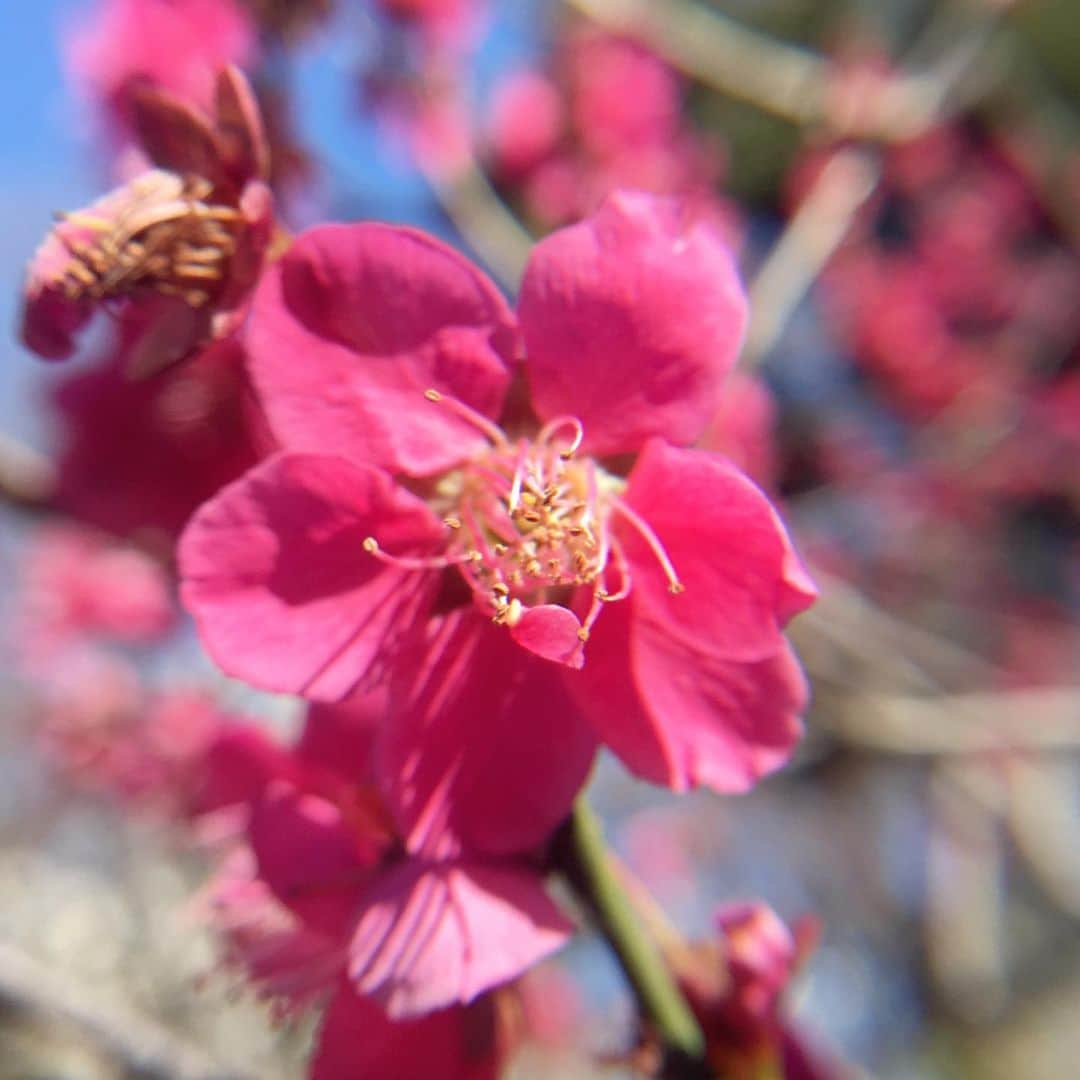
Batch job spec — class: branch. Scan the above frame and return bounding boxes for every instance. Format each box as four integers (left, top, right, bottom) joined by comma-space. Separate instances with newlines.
565, 0, 1003, 140
815, 687, 1080, 756
553, 798, 709, 1077
742, 148, 878, 367
0, 430, 56, 509
419, 150, 535, 290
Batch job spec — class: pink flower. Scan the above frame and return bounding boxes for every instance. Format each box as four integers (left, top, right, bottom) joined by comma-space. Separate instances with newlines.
180, 192, 815, 848
31, 663, 260, 819
312, 980, 507, 1080
22, 67, 273, 372
200, 701, 572, 1024
47, 318, 266, 543
674, 904, 845, 1080
67, 0, 256, 126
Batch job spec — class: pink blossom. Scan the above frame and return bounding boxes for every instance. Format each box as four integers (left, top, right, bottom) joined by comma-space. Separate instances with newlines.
32, 665, 258, 818
48, 319, 266, 543
674, 904, 845, 1080
180, 192, 815, 848
23, 67, 273, 372
67, 0, 256, 126
312, 980, 506, 1080
200, 702, 573, 1024
485, 30, 727, 230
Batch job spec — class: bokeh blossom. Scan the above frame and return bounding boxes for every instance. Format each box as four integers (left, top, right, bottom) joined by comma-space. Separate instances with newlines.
67, 0, 257, 128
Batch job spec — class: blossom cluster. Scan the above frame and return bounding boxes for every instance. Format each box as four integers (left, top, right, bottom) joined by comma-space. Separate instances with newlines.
10, 3, 824, 1074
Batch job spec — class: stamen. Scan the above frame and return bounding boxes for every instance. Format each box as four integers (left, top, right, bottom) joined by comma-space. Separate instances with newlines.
536, 415, 585, 459
362, 536, 476, 572
507, 442, 528, 512
599, 537, 633, 603
611, 498, 685, 595
424, 388, 508, 447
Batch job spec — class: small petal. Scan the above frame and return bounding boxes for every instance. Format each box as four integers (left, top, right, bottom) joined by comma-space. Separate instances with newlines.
571, 603, 806, 792
250, 782, 382, 936
213, 65, 270, 185
297, 697, 384, 783
378, 611, 597, 857
129, 83, 224, 183
348, 860, 572, 1018
192, 725, 300, 818
509, 604, 585, 668
179, 452, 444, 700
518, 190, 747, 455
313, 984, 499, 1080
621, 439, 806, 663
246, 224, 519, 475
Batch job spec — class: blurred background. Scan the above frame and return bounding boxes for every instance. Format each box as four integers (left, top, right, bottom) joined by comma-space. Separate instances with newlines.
1, 1, 1078, 1077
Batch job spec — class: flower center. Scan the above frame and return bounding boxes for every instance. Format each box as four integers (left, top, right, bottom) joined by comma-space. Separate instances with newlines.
55, 171, 241, 309
445, 412, 608, 626
364, 390, 683, 657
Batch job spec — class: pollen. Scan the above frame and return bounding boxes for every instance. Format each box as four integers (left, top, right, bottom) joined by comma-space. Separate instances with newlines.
54, 171, 242, 310
363, 390, 686, 657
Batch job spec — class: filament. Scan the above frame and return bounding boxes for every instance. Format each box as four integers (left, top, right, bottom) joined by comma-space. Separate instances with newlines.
611, 497, 685, 594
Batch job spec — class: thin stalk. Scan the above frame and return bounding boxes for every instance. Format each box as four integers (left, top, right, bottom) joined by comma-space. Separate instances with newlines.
553, 798, 709, 1076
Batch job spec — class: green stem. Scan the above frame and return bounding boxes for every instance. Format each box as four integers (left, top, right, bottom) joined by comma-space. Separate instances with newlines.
553, 798, 708, 1074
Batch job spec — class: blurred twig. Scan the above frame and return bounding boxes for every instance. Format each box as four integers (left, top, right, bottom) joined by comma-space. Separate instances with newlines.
420, 151, 535, 290
816, 687, 1080, 756
742, 149, 878, 367
0, 431, 55, 509
566, 0, 1005, 140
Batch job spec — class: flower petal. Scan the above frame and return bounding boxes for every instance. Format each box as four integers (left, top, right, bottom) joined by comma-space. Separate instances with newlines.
621, 439, 811, 663
246, 224, 519, 476
518, 190, 747, 455
179, 452, 443, 700
377, 611, 597, 858
570, 603, 806, 792
313, 983, 499, 1080
348, 860, 571, 1018
250, 781, 381, 937
509, 603, 585, 668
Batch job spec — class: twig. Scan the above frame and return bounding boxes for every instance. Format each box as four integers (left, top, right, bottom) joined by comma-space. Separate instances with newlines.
814, 687, 1080, 756
0, 430, 56, 508
420, 150, 535, 290
565, 0, 1002, 140
552, 798, 708, 1076
1004, 756, 1080, 917
925, 762, 1007, 1020
794, 566, 996, 692
742, 149, 878, 367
